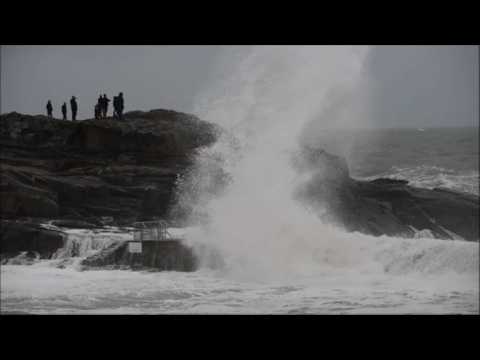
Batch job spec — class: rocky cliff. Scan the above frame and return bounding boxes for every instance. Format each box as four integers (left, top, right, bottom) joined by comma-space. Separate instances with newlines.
0, 110, 218, 224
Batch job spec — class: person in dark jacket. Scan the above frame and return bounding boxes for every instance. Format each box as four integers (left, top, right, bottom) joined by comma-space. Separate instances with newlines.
102, 94, 110, 119
117, 92, 124, 120
70, 96, 78, 121
61, 102, 67, 120
112, 96, 118, 119
46, 100, 53, 117
97, 94, 103, 117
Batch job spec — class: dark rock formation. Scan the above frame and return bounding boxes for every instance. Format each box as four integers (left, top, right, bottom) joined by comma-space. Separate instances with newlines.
297, 146, 479, 241
0, 110, 218, 269
0, 220, 65, 261
80, 240, 197, 271
0, 110, 218, 224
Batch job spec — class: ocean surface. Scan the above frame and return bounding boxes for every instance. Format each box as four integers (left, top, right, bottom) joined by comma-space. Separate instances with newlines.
313, 127, 479, 195
1, 127, 479, 314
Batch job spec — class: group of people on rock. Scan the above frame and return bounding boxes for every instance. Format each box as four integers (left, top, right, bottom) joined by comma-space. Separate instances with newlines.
46, 96, 78, 121
94, 92, 124, 120
45, 92, 124, 121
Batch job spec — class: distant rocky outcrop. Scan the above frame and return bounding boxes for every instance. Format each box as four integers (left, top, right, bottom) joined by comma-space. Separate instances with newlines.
296, 146, 479, 241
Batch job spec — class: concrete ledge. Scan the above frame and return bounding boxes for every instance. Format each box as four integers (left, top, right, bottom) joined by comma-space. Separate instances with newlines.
80, 239, 197, 271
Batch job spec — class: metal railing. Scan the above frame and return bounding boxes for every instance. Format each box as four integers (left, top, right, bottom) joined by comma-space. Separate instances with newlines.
132, 220, 171, 242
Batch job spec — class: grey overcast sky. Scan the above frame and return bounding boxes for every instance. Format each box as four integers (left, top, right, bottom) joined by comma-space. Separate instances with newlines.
1, 45, 478, 127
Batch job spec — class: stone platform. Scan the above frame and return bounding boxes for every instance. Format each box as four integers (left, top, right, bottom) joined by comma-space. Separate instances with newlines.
80, 239, 197, 271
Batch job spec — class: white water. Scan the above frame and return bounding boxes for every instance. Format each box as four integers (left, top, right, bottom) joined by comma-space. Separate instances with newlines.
1, 46, 478, 314
179, 46, 369, 277
179, 46, 477, 278
1, 239, 478, 313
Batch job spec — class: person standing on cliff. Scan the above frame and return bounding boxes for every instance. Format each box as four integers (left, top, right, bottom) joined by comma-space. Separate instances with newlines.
46, 100, 53, 117
117, 92, 124, 120
61, 102, 67, 121
70, 96, 78, 121
112, 95, 118, 119
97, 94, 103, 116
102, 94, 110, 119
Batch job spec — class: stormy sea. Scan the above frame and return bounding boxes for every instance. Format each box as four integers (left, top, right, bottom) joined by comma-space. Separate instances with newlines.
1, 46, 478, 314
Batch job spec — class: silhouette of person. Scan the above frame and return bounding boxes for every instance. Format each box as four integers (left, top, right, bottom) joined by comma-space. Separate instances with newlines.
117, 92, 124, 120
112, 96, 118, 119
102, 94, 110, 119
70, 96, 78, 121
61, 102, 67, 120
46, 100, 53, 117
97, 94, 103, 117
